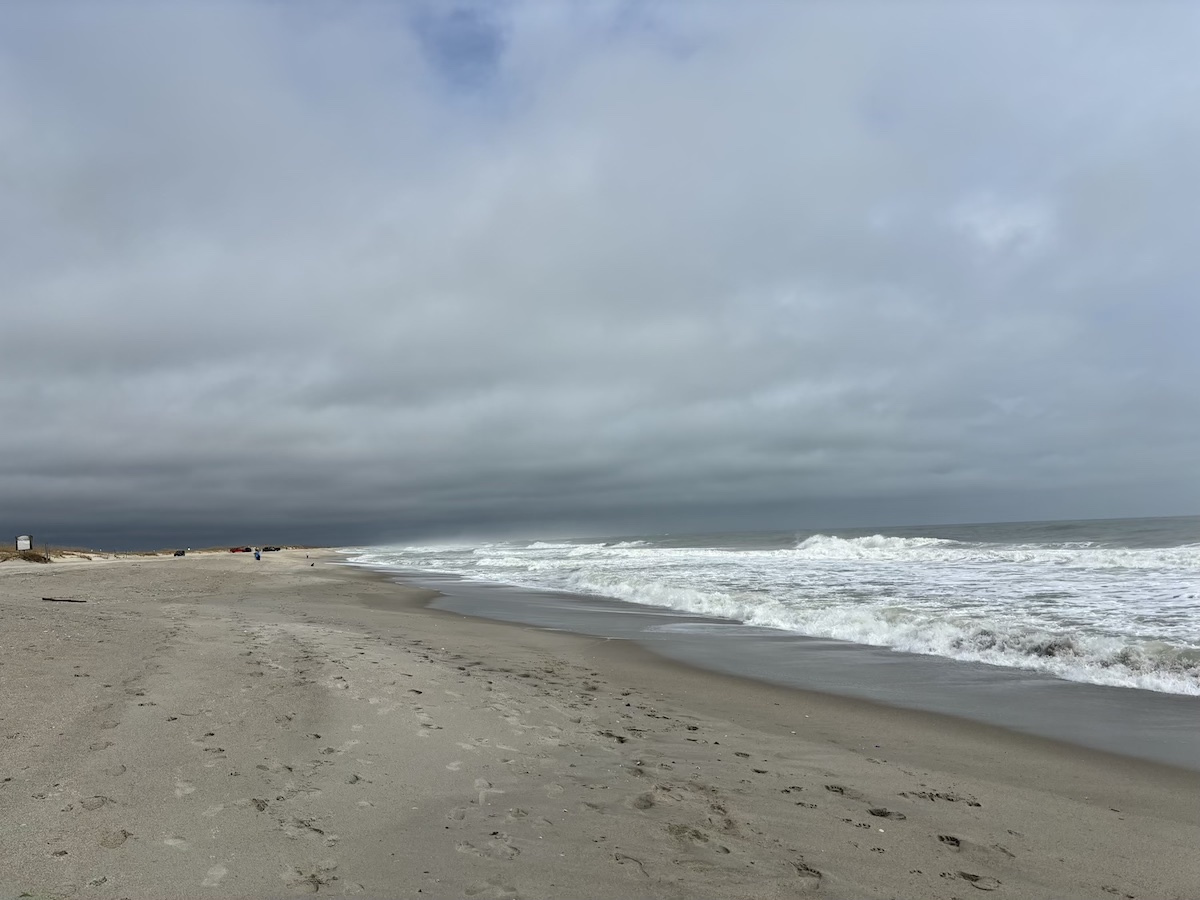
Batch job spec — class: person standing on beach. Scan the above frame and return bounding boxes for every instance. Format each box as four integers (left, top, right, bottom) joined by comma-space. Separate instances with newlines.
254, 549, 261, 560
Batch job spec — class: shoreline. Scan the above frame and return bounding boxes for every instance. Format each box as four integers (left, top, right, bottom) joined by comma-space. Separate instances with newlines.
342, 558, 1200, 780
344, 558, 1200, 771
2, 550, 1197, 898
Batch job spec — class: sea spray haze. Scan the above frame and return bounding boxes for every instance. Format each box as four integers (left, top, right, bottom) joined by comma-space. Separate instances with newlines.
349, 517, 1200, 695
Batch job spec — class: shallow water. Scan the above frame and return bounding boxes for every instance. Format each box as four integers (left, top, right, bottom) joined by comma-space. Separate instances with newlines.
344, 516, 1200, 769
348, 516, 1200, 696
350, 567, 1200, 771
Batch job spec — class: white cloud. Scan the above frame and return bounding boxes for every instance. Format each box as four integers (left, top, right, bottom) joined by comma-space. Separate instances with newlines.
950, 193, 1056, 259
1, 1, 1198, 544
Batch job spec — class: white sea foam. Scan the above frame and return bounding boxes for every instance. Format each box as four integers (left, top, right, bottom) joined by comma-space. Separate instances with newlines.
791, 533, 1200, 568
345, 528, 1200, 695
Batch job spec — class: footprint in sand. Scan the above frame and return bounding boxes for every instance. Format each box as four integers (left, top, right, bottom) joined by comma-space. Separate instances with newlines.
464, 876, 520, 899
163, 837, 189, 849
824, 784, 865, 800
456, 835, 520, 860
666, 823, 713, 846
174, 781, 196, 798
475, 778, 504, 805
104, 764, 127, 776
201, 864, 228, 887
446, 761, 463, 772
944, 871, 1001, 891
89, 741, 113, 751
99, 829, 131, 849
283, 860, 339, 894
790, 861, 823, 892
80, 796, 110, 811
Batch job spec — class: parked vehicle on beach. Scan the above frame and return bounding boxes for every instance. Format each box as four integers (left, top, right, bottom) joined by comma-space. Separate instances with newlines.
173, 549, 186, 557
262, 546, 282, 552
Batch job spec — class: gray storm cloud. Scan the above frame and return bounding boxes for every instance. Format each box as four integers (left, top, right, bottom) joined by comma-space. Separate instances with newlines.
2, 1, 1198, 547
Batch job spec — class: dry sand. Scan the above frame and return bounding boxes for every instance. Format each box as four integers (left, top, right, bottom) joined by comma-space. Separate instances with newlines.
1, 550, 1197, 899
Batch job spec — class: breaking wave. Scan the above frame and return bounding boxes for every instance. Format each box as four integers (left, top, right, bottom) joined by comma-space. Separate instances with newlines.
345, 526, 1200, 696
791, 534, 1200, 569
552, 573, 1200, 695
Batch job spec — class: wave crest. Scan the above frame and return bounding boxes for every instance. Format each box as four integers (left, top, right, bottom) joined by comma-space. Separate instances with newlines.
792, 534, 1200, 569
560, 573, 1200, 695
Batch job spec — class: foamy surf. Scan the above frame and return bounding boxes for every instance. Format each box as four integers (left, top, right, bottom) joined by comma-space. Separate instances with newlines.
346, 518, 1200, 696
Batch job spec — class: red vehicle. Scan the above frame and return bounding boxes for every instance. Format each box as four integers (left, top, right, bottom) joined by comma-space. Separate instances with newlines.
230, 546, 253, 553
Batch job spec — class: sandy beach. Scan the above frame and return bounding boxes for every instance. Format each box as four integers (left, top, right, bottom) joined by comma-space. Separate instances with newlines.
1, 551, 1197, 899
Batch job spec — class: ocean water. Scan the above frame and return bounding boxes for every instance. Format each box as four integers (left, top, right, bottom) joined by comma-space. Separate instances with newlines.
346, 516, 1200, 697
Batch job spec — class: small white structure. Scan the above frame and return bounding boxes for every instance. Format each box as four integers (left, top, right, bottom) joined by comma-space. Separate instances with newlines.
15, 535, 32, 551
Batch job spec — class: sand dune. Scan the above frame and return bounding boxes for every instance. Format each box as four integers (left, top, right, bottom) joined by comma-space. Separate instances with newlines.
1, 551, 1197, 898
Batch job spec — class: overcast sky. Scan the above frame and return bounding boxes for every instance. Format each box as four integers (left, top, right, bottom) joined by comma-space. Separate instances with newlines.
3, 1, 1199, 548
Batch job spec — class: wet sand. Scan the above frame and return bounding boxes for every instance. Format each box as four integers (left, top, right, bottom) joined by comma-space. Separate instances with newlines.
1, 551, 1197, 899
406, 575, 1200, 771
